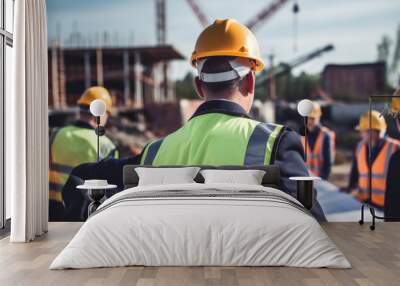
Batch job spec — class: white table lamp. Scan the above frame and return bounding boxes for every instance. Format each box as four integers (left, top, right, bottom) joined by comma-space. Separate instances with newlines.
297, 99, 314, 162
90, 99, 107, 117
89, 99, 107, 162
297, 99, 314, 117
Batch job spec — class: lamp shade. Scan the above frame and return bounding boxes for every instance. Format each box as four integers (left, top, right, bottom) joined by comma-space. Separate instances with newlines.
297, 99, 314, 117
90, 99, 107, 117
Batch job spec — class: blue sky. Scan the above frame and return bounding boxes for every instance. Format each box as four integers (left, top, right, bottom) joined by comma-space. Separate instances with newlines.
47, 0, 400, 81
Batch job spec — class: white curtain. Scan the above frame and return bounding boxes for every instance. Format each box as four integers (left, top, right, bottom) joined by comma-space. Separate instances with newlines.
8, 0, 49, 242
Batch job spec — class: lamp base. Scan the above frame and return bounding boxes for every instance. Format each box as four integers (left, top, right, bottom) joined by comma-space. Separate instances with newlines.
95, 126, 105, 136
87, 189, 105, 216
296, 180, 314, 210
289, 176, 320, 210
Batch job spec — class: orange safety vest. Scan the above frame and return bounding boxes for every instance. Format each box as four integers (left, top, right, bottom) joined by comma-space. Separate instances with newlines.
356, 139, 398, 207
302, 127, 336, 177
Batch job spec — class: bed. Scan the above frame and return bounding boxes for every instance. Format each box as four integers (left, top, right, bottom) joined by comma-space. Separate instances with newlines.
50, 165, 350, 269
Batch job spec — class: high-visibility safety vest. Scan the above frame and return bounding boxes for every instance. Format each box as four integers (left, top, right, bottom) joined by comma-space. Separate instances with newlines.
140, 113, 284, 166
49, 125, 118, 203
356, 139, 398, 207
301, 127, 336, 177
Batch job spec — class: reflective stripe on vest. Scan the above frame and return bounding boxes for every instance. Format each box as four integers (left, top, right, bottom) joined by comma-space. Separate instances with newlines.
357, 140, 397, 207
244, 123, 283, 165
140, 115, 283, 166
143, 139, 164, 165
301, 127, 336, 176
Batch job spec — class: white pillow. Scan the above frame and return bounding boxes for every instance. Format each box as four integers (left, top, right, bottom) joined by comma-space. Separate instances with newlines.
200, 169, 266, 185
135, 167, 200, 186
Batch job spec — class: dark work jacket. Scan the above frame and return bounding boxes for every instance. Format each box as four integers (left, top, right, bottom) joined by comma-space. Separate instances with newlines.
385, 149, 400, 220
65, 100, 326, 221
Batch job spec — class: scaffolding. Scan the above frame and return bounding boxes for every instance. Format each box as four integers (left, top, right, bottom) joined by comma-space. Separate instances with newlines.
48, 45, 184, 111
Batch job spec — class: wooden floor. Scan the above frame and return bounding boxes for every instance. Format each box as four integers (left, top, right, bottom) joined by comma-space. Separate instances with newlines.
0, 222, 399, 286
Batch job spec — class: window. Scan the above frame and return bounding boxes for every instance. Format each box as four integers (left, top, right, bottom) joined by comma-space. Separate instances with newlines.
0, 0, 14, 231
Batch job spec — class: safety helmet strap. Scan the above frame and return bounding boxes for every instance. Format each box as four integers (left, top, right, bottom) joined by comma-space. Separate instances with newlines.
196, 57, 252, 83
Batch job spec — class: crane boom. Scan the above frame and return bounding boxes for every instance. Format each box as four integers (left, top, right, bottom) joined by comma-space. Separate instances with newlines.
256, 44, 334, 87
246, 0, 291, 32
185, 0, 209, 27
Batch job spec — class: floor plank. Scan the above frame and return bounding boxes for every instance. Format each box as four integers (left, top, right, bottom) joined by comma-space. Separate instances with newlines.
0, 222, 399, 286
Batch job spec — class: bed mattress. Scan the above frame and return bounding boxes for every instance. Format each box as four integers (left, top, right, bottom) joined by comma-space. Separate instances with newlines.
50, 183, 351, 269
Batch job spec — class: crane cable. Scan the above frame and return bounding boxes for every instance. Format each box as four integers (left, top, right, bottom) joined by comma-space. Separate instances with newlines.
292, 1, 300, 53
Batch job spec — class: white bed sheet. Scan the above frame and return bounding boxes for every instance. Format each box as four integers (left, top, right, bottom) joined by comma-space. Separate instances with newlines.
50, 183, 351, 269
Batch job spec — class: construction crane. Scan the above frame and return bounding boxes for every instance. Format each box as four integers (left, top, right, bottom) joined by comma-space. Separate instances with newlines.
185, 0, 290, 32
156, 0, 166, 44
185, 0, 209, 27
256, 44, 335, 87
245, 0, 291, 32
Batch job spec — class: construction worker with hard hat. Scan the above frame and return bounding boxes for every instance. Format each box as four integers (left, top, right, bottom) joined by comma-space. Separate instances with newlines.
66, 19, 326, 221
387, 88, 400, 144
49, 86, 119, 221
391, 88, 400, 116
384, 88, 400, 219
347, 110, 399, 209
301, 102, 336, 180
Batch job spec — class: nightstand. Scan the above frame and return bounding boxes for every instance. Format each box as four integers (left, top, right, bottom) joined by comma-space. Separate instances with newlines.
77, 180, 117, 216
289, 176, 320, 210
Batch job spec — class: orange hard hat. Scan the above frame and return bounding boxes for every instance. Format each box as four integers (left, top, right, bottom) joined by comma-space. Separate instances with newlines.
77, 86, 113, 114
191, 19, 264, 72
309, 102, 322, 119
356, 110, 386, 131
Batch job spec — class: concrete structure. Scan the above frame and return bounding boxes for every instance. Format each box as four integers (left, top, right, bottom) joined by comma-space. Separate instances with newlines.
48, 45, 185, 111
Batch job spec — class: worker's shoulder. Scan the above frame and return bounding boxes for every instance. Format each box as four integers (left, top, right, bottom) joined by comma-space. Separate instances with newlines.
53, 125, 95, 143
321, 126, 335, 135
279, 126, 299, 138
224, 116, 288, 147
50, 125, 84, 149
197, 112, 259, 126
51, 125, 75, 139
193, 114, 285, 136
275, 127, 303, 150
200, 112, 284, 130
159, 115, 286, 143
56, 124, 83, 134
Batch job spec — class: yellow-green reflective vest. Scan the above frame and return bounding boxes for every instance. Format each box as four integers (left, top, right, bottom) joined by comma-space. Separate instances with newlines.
49, 125, 118, 203
140, 113, 283, 166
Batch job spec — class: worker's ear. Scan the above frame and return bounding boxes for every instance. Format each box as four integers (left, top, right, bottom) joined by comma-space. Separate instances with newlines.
194, 76, 205, 99
244, 71, 255, 96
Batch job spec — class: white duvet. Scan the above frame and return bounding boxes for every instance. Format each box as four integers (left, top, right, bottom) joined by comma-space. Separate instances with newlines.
50, 183, 351, 269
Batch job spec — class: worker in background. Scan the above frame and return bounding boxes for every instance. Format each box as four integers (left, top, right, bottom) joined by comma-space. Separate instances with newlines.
67, 19, 326, 221
347, 110, 399, 209
387, 88, 400, 144
384, 89, 400, 219
302, 102, 336, 179
49, 86, 118, 221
